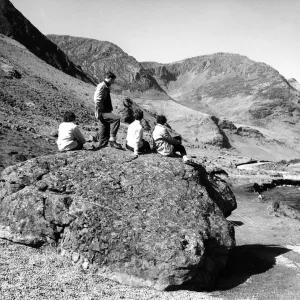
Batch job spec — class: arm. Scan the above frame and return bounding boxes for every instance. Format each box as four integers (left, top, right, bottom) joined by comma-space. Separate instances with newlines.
133, 127, 143, 155
73, 126, 86, 145
161, 128, 181, 145
94, 84, 106, 116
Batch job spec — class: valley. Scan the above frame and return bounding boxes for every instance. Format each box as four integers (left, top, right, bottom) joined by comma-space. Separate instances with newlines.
0, 0, 300, 299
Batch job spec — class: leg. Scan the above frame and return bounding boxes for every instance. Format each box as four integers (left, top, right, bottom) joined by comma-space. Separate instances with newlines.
173, 144, 187, 157
126, 144, 134, 152
101, 113, 120, 141
139, 140, 151, 153
71, 143, 84, 151
97, 120, 110, 148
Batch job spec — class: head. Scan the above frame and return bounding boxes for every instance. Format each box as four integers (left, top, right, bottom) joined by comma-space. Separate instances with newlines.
134, 109, 144, 121
104, 71, 117, 84
63, 111, 76, 122
156, 115, 167, 125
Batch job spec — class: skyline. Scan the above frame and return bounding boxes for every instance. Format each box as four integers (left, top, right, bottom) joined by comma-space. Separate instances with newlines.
10, 0, 300, 81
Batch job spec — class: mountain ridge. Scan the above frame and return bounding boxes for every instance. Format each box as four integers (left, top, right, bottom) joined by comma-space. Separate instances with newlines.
0, 0, 96, 85
47, 34, 170, 99
141, 53, 300, 126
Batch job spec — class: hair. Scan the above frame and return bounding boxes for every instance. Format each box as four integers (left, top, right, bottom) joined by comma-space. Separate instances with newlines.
134, 109, 144, 121
156, 115, 167, 125
105, 71, 117, 80
63, 111, 76, 122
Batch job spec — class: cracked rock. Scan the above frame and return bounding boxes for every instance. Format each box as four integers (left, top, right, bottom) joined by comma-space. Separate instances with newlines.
0, 148, 236, 290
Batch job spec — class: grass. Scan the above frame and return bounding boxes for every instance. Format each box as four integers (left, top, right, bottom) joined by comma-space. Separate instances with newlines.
0, 239, 216, 300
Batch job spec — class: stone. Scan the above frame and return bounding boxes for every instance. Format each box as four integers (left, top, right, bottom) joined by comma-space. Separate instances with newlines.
72, 252, 80, 263
0, 149, 236, 290
50, 130, 58, 137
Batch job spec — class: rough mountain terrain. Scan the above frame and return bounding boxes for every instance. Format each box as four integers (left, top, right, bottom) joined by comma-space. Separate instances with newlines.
46, 34, 300, 160
47, 34, 169, 99
0, 33, 159, 172
1, 2, 300, 298
0, 0, 95, 84
142, 54, 300, 124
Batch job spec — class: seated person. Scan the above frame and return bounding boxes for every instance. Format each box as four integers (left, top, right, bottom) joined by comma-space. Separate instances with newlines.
126, 109, 151, 157
57, 111, 86, 152
152, 115, 191, 164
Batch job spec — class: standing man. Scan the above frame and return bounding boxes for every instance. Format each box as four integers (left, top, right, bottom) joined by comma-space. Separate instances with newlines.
94, 71, 122, 149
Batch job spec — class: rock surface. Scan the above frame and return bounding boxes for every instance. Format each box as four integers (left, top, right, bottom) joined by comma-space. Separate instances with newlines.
0, 149, 236, 290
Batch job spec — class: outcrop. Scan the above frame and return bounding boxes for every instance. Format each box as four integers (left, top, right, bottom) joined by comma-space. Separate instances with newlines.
288, 78, 300, 93
0, 148, 236, 290
47, 35, 169, 99
0, 0, 95, 85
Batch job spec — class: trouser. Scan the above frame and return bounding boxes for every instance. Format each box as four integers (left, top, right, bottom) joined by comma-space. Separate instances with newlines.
172, 144, 187, 157
97, 112, 120, 147
126, 140, 151, 153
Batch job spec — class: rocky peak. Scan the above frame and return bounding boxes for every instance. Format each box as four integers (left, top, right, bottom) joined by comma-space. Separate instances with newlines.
288, 78, 300, 93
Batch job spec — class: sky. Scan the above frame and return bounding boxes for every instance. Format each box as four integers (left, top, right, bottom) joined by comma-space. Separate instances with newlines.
10, 0, 300, 81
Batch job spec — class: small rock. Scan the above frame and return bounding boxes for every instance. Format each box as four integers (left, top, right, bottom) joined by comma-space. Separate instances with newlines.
72, 252, 80, 263
82, 259, 89, 270
50, 130, 58, 137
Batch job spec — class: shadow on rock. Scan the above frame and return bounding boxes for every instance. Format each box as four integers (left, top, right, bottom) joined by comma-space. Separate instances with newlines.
215, 244, 291, 290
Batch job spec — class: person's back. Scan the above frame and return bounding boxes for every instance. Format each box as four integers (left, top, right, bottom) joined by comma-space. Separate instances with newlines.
126, 120, 143, 149
57, 112, 86, 152
125, 109, 150, 157
152, 115, 191, 164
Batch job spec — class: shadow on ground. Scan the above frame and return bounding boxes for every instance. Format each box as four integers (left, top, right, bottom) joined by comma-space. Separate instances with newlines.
229, 220, 244, 226
215, 244, 291, 290
169, 244, 290, 292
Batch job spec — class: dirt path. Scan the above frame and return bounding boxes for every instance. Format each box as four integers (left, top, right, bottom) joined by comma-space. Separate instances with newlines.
213, 187, 300, 299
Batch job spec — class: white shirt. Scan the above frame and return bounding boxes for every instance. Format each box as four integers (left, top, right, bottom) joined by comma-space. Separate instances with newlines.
57, 122, 86, 151
126, 120, 143, 154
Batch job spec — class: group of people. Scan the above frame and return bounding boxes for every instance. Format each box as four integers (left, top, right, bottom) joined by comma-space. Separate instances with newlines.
57, 71, 191, 164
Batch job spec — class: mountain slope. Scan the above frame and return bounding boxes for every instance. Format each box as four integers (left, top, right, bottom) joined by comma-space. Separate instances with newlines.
0, 0, 95, 84
47, 34, 170, 99
0, 34, 162, 171
142, 53, 300, 127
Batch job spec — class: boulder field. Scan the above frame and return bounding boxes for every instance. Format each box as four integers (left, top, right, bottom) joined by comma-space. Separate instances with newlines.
0, 148, 236, 290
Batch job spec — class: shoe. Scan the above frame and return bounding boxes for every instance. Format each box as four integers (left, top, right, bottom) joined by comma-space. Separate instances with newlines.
184, 159, 197, 166
183, 159, 192, 165
109, 141, 123, 149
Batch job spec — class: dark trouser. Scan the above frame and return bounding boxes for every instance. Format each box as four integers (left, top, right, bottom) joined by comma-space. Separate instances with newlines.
173, 144, 187, 157
126, 140, 151, 153
72, 143, 84, 151
97, 112, 120, 147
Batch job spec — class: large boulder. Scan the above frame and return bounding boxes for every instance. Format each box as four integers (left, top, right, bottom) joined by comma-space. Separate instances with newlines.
0, 149, 236, 290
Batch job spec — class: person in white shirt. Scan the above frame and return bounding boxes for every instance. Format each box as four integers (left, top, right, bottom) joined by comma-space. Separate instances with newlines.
126, 109, 150, 158
152, 115, 191, 164
57, 111, 86, 152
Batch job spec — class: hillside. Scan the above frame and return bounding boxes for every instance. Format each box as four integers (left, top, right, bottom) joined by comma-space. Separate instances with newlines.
141, 53, 300, 127
47, 34, 169, 99
0, 0, 95, 84
0, 34, 161, 172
